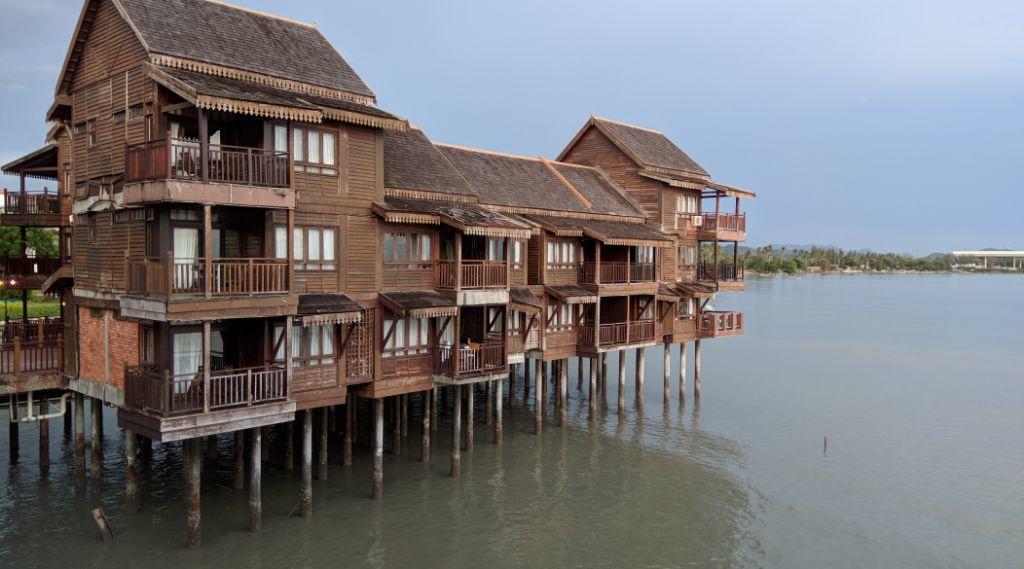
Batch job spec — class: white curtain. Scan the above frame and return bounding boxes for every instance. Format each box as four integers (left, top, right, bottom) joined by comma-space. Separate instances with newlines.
173, 227, 200, 291
173, 332, 203, 394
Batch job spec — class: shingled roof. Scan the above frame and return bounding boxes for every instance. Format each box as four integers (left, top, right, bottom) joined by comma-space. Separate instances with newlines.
374, 197, 532, 239
384, 128, 477, 198
116, 0, 375, 98
527, 214, 672, 247
559, 117, 709, 179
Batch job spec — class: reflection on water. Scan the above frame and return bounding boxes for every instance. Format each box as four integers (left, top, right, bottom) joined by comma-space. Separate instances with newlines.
3, 274, 1022, 568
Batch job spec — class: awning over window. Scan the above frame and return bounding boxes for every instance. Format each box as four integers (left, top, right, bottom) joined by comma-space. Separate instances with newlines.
675, 282, 717, 299
510, 287, 542, 314
373, 197, 532, 239
297, 293, 365, 326
545, 284, 597, 305
379, 290, 458, 318
527, 214, 672, 247
657, 282, 683, 302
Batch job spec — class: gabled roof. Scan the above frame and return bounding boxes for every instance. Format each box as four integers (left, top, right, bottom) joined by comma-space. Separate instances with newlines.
383, 127, 477, 199
2, 145, 59, 180
57, 0, 375, 101
559, 116, 709, 180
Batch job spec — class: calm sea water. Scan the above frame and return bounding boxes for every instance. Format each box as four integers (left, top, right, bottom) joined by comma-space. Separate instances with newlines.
1, 274, 1021, 568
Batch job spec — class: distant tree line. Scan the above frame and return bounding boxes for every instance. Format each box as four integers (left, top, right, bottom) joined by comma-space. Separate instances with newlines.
737, 245, 956, 274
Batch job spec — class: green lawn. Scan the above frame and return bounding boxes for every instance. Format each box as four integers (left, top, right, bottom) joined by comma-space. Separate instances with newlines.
0, 298, 61, 319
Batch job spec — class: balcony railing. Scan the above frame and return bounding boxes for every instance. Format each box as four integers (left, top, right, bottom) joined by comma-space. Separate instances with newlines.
580, 262, 656, 284
436, 260, 507, 289
0, 317, 62, 344
699, 311, 745, 338
125, 135, 290, 188
436, 341, 506, 377
0, 337, 62, 375
124, 364, 287, 417
2, 191, 63, 215
507, 328, 540, 354
702, 213, 746, 234
579, 319, 657, 348
125, 256, 289, 297
698, 262, 744, 282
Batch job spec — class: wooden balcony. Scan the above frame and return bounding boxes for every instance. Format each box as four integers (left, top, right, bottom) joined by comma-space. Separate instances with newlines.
507, 328, 539, 355
436, 260, 507, 289
122, 136, 293, 209
579, 262, 656, 285
579, 319, 657, 350
435, 341, 507, 381
3, 257, 62, 289
0, 324, 64, 395
698, 311, 745, 338
698, 213, 746, 241
120, 363, 294, 441
1, 191, 65, 227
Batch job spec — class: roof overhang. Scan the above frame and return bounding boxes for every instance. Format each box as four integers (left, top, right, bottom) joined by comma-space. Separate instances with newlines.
42, 266, 74, 295
373, 198, 533, 240
527, 215, 672, 247
296, 293, 365, 326
545, 285, 597, 305
705, 181, 756, 199
2, 144, 59, 180
379, 291, 458, 319
676, 282, 717, 299
509, 287, 542, 315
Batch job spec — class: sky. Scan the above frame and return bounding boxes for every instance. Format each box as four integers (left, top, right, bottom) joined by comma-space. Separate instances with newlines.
1, 0, 1021, 255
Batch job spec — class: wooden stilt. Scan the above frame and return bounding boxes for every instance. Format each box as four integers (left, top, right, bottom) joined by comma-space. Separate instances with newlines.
343, 399, 353, 466
391, 396, 401, 455
663, 341, 671, 403
301, 410, 312, 518
617, 351, 626, 412
90, 398, 102, 487
329, 405, 337, 434
249, 427, 262, 531
261, 426, 270, 461
588, 356, 597, 420
523, 358, 532, 405
508, 364, 516, 408
540, 359, 548, 410
534, 359, 542, 434
451, 385, 462, 477
285, 421, 294, 470
559, 359, 568, 427
185, 438, 201, 549
430, 387, 438, 432
318, 407, 329, 480
679, 342, 687, 402
125, 429, 138, 513
494, 377, 503, 444
372, 398, 384, 498
635, 348, 646, 407
38, 399, 49, 471
401, 394, 408, 438
232, 430, 245, 490
421, 391, 430, 462
63, 404, 72, 438
694, 339, 702, 398
74, 393, 85, 458
465, 385, 474, 452
485, 381, 493, 426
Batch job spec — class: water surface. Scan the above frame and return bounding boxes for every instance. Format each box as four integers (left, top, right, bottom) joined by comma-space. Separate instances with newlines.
1, 274, 1021, 568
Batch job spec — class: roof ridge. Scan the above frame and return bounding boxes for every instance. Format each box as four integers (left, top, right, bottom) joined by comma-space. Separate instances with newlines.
540, 157, 592, 210
434, 142, 542, 162
592, 115, 665, 135
200, 0, 317, 28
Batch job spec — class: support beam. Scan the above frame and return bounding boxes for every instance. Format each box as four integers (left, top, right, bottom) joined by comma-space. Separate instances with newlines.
508, 364, 517, 409
635, 348, 646, 408
559, 359, 568, 427
679, 342, 687, 402
285, 421, 294, 470
38, 399, 49, 471
185, 438, 201, 549
451, 385, 462, 477
372, 399, 384, 498
90, 398, 102, 488
232, 430, 244, 490
430, 387, 438, 432
618, 351, 627, 412
74, 393, 85, 484
494, 377, 503, 444
343, 400, 353, 466
533, 358, 542, 434
421, 391, 430, 462
694, 339, 702, 398
465, 385, 474, 452
391, 396, 401, 455
249, 428, 262, 531
485, 381, 493, 427
589, 356, 597, 420
301, 410, 312, 518
663, 341, 671, 403
125, 429, 138, 513
318, 407, 329, 480
401, 394, 408, 438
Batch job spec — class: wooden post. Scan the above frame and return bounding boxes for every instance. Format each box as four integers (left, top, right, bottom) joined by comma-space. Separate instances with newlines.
343, 400, 353, 466
421, 391, 430, 462
301, 410, 312, 518
588, 356, 597, 420
90, 397, 102, 484
465, 385, 474, 452
559, 359, 568, 427
201, 321, 211, 412
540, 359, 548, 410
401, 394, 409, 438
372, 398, 383, 498
185, 438, 201, 549
38, 410, 49, 470
124, 429, 138, 513
485, 381, 493, 427
232, 430, 244, 490
508, 364, 517, 409
7, 395, 18, 464
203, 204, 212, 299
494, 377, 503, 444
318, 407, 329, 480
533, 358, 542, 434
197, 108, 209, 182
74, 393, 85, 481
430, 387, 438, 432
523, 358, 532, 406
663, 340, 671, 403
285, 421, 294, 470
635, 348, 645, 407
617, 351, 626, 412
249, 427, 262, 531
391, 396, 401, 455
694, 339, 702, 398
451, 385, 462, 477
679, 342, 687, 402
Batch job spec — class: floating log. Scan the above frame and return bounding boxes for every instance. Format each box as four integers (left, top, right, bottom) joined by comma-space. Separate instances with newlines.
92, 507, 114, 542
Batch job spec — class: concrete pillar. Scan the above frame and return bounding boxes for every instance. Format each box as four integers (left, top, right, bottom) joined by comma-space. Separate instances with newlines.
465, 385, 474, 452
635, 348, 646, 407
679, 342, 687, 402
343, 399, 353, 466
372, 398, 383, 498
494, 377, 503, 444
534, 358, 542, 434
232, 430, 245, 490
261, 426, 269, 461
318, 407, 329, 480
249, 427, 262, 531
301, 410, 312, 518
617, 351, 626, 412
451, 385, 462, 477
663, 341, 671, 403
125, 429, 138, 513
421, 391, 430, 462
74, 393, 85, 457
694, 339, 702, 398
285, 421, 294, 470
185, 438, 201, 549
588, 356, 597, 420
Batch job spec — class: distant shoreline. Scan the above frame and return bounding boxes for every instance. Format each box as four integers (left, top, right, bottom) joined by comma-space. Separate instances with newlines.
745, 268, 1018, 276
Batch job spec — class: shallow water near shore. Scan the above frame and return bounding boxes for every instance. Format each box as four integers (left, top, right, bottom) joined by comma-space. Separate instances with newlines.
1, 274, 1022, 568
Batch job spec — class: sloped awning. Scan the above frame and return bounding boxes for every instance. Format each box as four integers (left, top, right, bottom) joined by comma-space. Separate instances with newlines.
147, 64, 407, 131
657, 282, 683, 302
297, 293, 365, 326
373, 197, 533, 239
705, 181, 756, 199
379, 290, 458, 318
509, 287, 542, 314
527, 215, 672, 247
41, 266, 73, 295
676, 282, 717, 299
545, 284, 597, 304
2, 144, 58, 180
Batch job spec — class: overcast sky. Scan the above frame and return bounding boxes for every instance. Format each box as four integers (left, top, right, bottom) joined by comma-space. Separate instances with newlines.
2, 0, 1021, 254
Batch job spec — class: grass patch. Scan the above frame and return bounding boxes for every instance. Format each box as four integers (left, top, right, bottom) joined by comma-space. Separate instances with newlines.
0, 299, 61, 319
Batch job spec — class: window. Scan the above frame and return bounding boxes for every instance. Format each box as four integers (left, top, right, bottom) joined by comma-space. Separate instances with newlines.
508, 311, 523, 335
278, 324, 336, 368
636, 299, 654, 320
288, 226, 336, 270
112, 110, 126, 124
487, 238, 506, 261
73, 122, 86, 136
383, 317, 431, 358
139, 326, 155, 364
546, 302, 578, 332
677, 193, 699, 215
129, 104, 144, 119
274, 125, 288, 153
87, 120, 97, 146
292, 127, 338, 175
678, 245, 697, 267
487, 306, 504, 335
546, 239, 576, 269
677, 298, 695, 319
511, 240, 523, 269
633, 246, 655, 264
384, 231, 432, 269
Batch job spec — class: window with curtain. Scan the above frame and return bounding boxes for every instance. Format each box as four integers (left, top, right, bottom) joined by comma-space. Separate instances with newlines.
172, 227, 200, 291
678, 245, 697, 267
282, 324, 336, 368
511, 241, 523, 269
384, 231, 433, 269
274, 226, 288, 259
292, 127, 338, 175
290, 227, 336, 270
487, 238, 506, 261
633, 246, 655, 264
172, 331, 203, 392
677, 194, 699, 215
677, 298, 695, 319
546, 239, 576, 269
636, 299, 654, 320
546, 302, 577, 332
382, 317, 431, 358
486, 307, 504, 336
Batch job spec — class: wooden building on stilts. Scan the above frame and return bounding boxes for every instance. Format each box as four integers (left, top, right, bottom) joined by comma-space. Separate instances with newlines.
2, 0, 753, 548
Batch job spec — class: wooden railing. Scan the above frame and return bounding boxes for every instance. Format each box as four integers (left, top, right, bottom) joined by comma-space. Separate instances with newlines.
124, 364, 287, 417
698, 262, 744, 282
436, 260, 507, 289
702, 213, 746, 233
0, 318, 62, 344
0, 337, 62, 375
582, 319, 657, 347
125, 255, 288, 296
436, 341, 506, 377
125, 135, 290, 188
699, 311, 745, 338
3, 257, 62, 283
580, 262, 656, 284
2, 191, 63, 215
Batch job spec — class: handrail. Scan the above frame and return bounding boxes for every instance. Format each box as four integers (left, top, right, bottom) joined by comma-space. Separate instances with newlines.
580, 261, 656, 284
588, 319, 657, 347
2, 191, 63, 215
436, 341, 506, 376
702, 212, 746, 233
125, 255, 288, 296
436, 259, 507, 289
0, 337, 62, 375
698, 262, 744, 282
124, 134, 290, 187
124, 364, 287, 417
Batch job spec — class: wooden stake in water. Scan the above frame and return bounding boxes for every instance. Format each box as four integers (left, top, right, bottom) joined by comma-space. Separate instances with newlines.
249, 427, 262, 531
372, 399, 383, 498
451, 385, 462, 477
